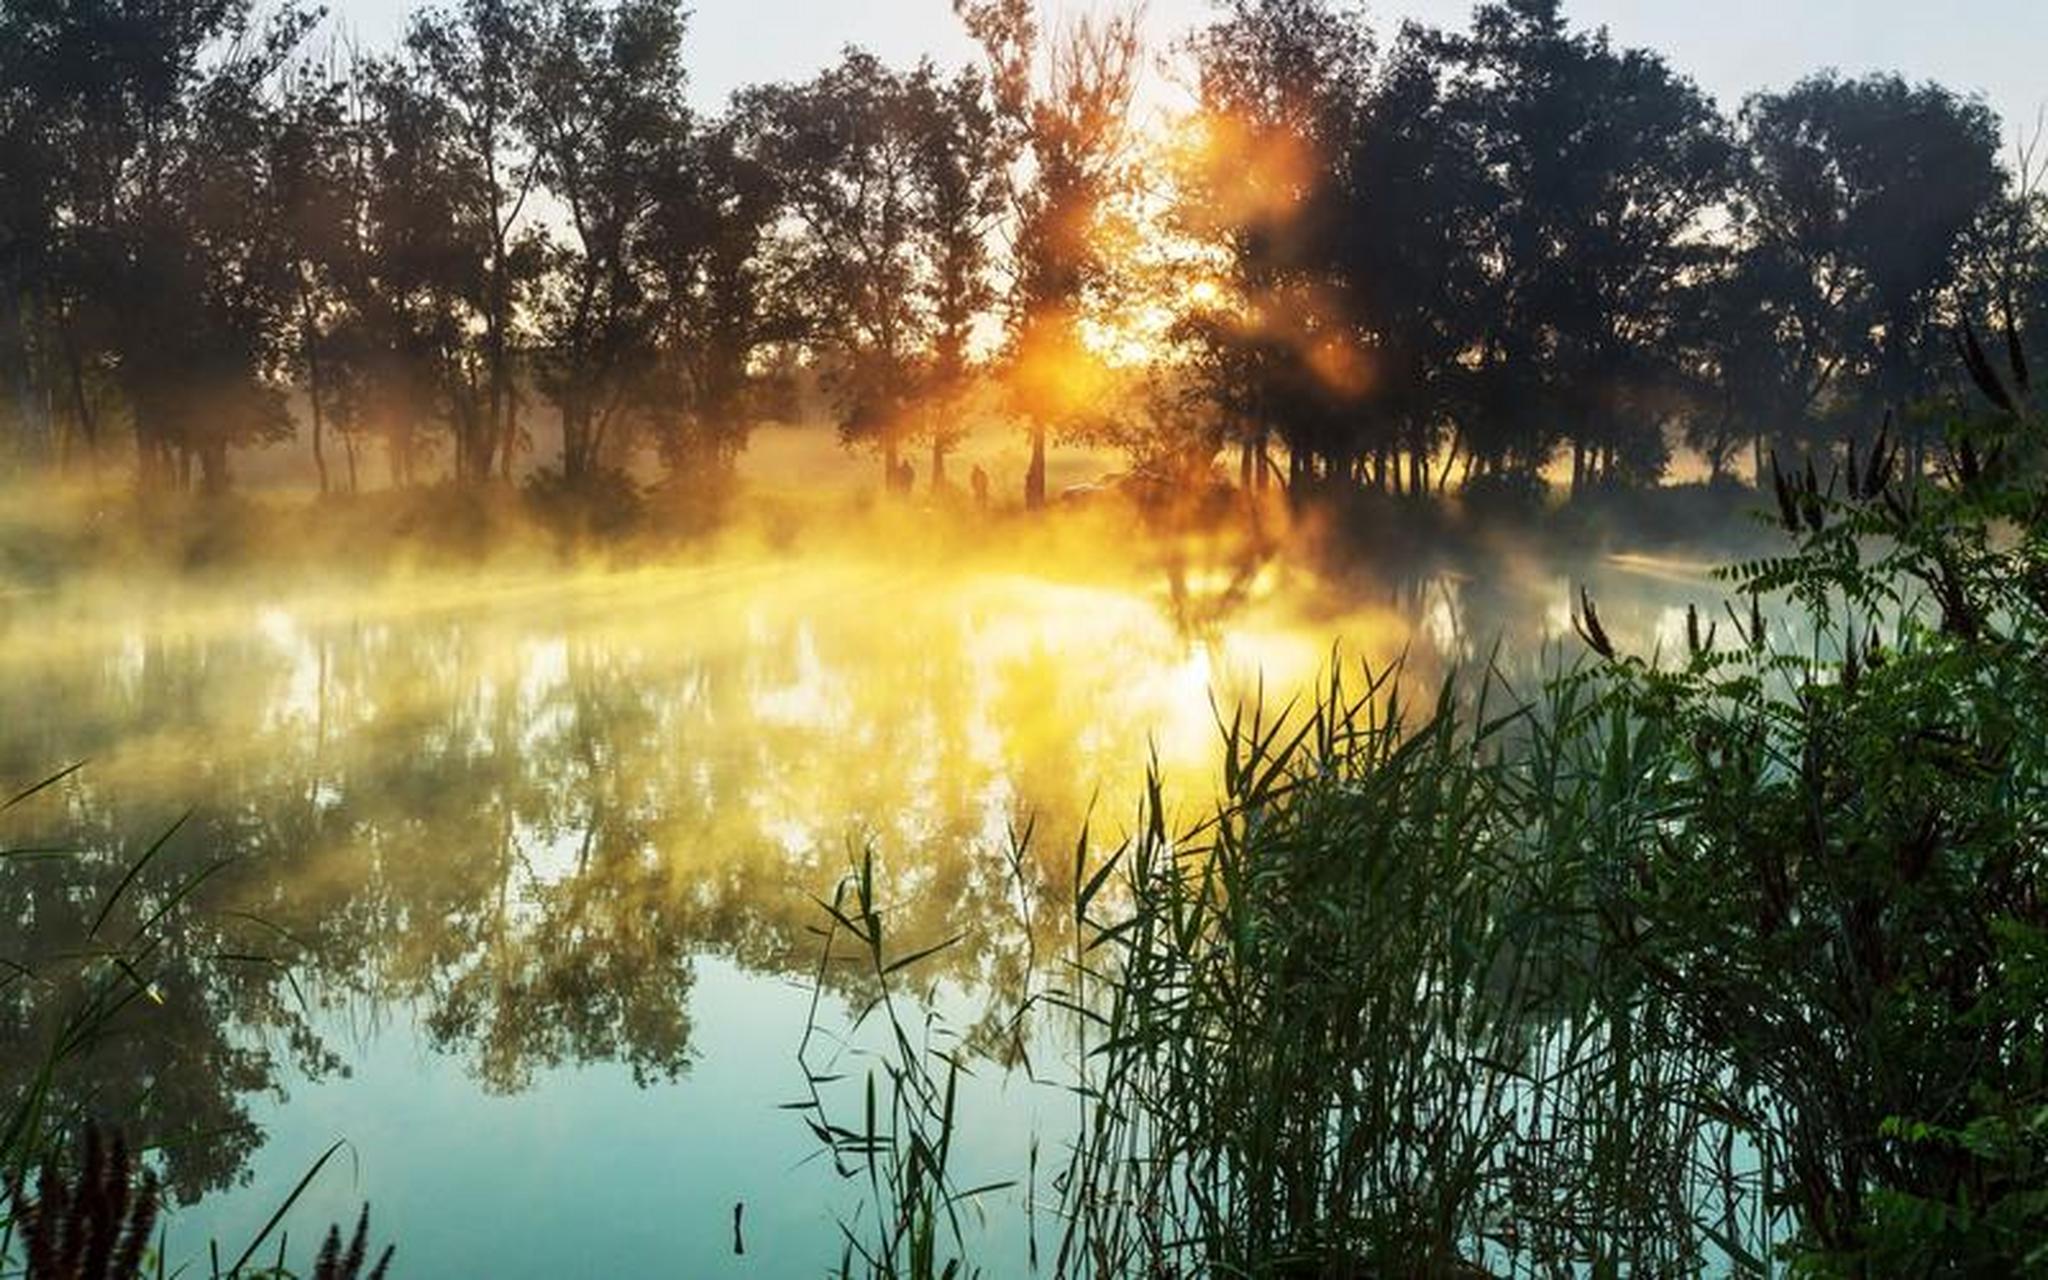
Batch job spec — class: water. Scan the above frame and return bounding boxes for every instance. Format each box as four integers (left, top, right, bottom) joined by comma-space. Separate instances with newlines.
0, 520, 1741, 1274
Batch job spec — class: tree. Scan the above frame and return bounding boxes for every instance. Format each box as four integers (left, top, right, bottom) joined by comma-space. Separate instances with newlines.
1439, 0, 1733, 494
1735, 74, 2005, 470
741, 52, 933, 488
404, 0, 542, 483
957, 0, 1143, 508
351, 57, 485, 487
910, 65, 1006, 489
267, 57, 363, 494
642, 116, 791, 488
742, 51, 1005, 494
0, 0, 314, 492
1326, 30, 1494, 495
1174, 0, 1375, 493
521, 0, 691, 487
0, 0, 63, 465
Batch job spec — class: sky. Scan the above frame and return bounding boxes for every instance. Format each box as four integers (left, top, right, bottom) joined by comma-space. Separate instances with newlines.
326, 0, 2047, 147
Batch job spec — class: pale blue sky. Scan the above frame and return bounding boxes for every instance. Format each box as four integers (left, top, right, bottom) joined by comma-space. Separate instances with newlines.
323, 0, 2046, 143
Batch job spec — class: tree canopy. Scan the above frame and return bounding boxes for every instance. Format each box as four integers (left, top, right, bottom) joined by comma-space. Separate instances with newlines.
0, 0, 2032, 510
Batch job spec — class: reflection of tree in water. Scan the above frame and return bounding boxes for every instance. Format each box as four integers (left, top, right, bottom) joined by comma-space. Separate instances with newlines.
0, 548, 1746, 1200
0, 819, 340, 1205
0, 569, 1130, 1193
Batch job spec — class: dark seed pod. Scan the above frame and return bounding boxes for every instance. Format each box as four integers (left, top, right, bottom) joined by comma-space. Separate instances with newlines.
1866, 413, 1894, 497
1958, 321, 2017, 414
1771, 454, 1800, 533
313, 1204, 394, 1280
6, 1125, 160, 1280
1573, 585, 1615, 660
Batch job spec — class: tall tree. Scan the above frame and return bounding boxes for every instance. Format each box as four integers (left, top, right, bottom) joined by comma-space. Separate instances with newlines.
0, 0, 315, 491
957, 0, 1143, 508
910, 65, 1006, 489
0, 0, 62, 464
1326, 30, 1494, 495
267, 57, 363, 494
405, 0, 541, 483
1735, 74, 2004, 467
742, 51, 932, 487
643, 116, 790, 487
352, 56, 485, 487
1441, 0, 1732, 493
1175, 0, 1375, 493
522, 0, 691, 486
743, 52, 1004, 492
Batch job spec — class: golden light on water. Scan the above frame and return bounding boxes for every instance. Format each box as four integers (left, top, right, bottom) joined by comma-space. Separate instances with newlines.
0, 502, 1420, 925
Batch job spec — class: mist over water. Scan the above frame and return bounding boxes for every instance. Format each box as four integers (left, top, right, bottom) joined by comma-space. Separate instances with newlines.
0, 488, 1748, 1273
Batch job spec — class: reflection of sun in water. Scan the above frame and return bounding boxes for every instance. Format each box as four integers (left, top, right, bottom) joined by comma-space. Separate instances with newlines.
1142, 644, 1218, 767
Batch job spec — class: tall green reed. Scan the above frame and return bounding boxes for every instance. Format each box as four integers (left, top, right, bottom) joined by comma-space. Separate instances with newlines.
803, 659, 1780, 1277
803, 326, 2048, 1274
794, 850, 1016, 1280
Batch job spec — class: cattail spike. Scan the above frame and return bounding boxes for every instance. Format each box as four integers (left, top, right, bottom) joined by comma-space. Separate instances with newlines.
1959, 321, 2017, 414
1865, 413, 1894, 497
1770, 453, 1799, 532
1573, 585, 1615, 660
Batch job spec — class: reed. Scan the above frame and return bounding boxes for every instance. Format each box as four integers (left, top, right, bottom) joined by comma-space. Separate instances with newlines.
802, 324, 2048, 1275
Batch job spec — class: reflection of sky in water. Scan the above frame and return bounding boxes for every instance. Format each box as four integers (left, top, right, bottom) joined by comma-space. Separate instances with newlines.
0, 535, 1742, 1272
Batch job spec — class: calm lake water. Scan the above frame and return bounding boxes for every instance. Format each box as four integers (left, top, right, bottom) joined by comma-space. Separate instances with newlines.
0, 515, 1745, 1274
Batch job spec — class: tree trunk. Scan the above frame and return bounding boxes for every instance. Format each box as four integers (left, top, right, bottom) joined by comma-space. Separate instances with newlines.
562, 400, 590, 485
309, 387, 329, 495
1025, 422, 1046, 510
0, 277, 51, 462
62, 323, 98, 465
198, 438, 230, 495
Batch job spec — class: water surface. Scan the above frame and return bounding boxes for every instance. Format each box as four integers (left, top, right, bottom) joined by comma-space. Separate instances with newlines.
0, 520, 1736, 1273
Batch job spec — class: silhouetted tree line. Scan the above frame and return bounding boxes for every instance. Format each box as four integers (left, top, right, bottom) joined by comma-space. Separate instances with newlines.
0, 0, 2041, 505
1171, 0, 2040, 502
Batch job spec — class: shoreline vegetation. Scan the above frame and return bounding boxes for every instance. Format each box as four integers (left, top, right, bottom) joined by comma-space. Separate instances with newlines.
0, 464, 1782, 589
0, 0, 2039, 521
